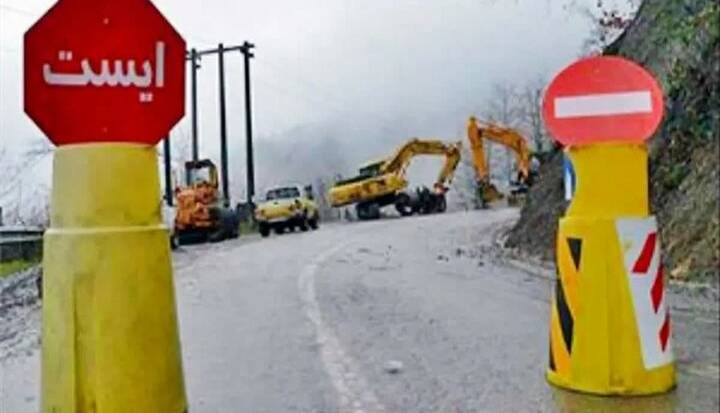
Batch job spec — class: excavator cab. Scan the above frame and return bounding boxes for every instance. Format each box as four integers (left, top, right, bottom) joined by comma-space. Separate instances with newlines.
184, 159, 219, 188
358, 160, 384, 178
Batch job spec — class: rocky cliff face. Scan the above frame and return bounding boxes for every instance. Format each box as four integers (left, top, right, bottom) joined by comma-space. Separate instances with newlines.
506, 0, 719, 282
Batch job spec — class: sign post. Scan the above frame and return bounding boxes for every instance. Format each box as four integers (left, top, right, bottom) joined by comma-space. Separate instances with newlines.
542, 56, 674, 395
24, 1, 188, 411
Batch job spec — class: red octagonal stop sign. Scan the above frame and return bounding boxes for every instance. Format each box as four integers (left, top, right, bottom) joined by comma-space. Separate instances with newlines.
543, 56, 664, 146
24, 0, 186, 146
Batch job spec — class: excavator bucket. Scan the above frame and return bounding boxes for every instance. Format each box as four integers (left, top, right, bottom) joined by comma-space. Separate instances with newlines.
479, 182, 504, 207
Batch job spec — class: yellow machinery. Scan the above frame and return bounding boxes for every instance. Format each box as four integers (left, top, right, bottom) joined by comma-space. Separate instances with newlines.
329, 139, 462, 220
466, 116, 535, 206
174, 159, 239, 243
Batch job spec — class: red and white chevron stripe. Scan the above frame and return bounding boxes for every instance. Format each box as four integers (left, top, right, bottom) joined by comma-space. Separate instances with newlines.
616, 217, 674, 370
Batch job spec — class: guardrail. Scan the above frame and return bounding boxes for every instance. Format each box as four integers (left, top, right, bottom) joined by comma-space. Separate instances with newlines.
0, 227, 44, 263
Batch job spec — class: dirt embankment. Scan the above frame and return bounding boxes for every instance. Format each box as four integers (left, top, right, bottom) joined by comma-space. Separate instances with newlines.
506, 0, 719, 283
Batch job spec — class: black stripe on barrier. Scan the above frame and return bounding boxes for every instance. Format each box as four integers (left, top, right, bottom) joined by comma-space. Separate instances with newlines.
568, 237, 582, 272
549, 338, 556, 371
556, 278, 574, 354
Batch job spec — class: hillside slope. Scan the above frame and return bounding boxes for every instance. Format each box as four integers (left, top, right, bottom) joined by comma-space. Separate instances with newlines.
506, 0, 719, 282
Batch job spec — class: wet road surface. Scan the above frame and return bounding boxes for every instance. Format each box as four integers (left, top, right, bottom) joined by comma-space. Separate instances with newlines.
1, 209, 718, 412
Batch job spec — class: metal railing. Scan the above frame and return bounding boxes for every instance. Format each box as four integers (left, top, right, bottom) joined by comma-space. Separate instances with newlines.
0, 227, 44, 263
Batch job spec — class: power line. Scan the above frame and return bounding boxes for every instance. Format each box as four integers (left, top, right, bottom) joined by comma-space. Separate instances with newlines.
185, 35, 217, 49
0, 148, 52, 200
0, 3, 225, 52
0, 4, 41, 54
185, 42, 256, 206
266, 56, 403, 126
256, 58, 398, 127
258, 59, 361, 114
253, 76, 347, 113
0, 3, 39, 17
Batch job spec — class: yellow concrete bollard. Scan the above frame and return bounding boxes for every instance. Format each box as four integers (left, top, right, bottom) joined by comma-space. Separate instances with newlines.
42, 144, 187, 412
547, 143, 675, 395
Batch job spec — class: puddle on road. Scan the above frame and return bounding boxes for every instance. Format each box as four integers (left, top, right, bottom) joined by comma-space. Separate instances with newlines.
549, 364, 719, 413
551, 387, 678, 413
680, 362, 720, 379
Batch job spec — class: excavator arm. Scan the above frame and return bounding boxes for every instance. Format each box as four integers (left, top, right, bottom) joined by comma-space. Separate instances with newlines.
466, 119, 490, 183
435, 143, 462, 190
381, 138, 462, 190
466, 117, 531, 184
465, 116, 534, 206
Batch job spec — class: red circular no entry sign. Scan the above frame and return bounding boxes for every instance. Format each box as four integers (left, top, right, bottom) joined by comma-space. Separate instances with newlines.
24, 0, 186, 146
543, 56, 664, 146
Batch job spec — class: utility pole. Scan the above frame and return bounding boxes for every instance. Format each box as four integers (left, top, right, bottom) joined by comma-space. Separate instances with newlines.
217, 43, 230, 208
163, 136, 173, 206
241, 41, 256, 207
188, 41, 256, 210
189, 48, 200, 162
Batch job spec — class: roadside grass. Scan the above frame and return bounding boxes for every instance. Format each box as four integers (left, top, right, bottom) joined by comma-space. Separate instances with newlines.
238, 221, 257, 236
0, 259, 40, 279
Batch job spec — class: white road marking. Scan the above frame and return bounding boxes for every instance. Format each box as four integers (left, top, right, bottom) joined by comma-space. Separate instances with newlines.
298, 244, 386, 413
554, 91, 652, 118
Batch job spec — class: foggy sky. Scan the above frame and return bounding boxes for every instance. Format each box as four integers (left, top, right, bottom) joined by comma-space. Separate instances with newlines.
0, 0, 611, 206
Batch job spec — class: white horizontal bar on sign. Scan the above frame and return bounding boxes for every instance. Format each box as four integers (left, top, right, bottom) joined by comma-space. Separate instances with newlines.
554, 91, 652, 118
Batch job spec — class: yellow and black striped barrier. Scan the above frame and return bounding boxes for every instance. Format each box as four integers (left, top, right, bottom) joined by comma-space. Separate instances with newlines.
543, 56, 675, 395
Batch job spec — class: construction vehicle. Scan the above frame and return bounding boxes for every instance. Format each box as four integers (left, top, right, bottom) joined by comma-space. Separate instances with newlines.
255, 184, 320, 237
158, 157, 181, 249
174, 159, 240, 244
466, 116, 536, 206
329, 139, 462, 220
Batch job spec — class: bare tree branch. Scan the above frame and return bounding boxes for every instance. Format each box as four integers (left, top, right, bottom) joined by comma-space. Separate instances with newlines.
0, 141, 53, 227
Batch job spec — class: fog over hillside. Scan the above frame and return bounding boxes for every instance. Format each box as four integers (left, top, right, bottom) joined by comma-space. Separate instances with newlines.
0, 0, 629, 223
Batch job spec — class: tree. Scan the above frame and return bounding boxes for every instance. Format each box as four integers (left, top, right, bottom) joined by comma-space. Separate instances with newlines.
171, 126, 192, 166
0, 141, 53, 227
451, 146, 484, 211
313, 176, 344, 222
563, 0, 641, 53
0, 145, 10, 225
480, 83, 523, 185
517, 77, 552, 153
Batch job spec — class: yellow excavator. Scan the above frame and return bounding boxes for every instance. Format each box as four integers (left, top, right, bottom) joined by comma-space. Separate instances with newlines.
466, 116, 535, 206
329, 138, 462, 220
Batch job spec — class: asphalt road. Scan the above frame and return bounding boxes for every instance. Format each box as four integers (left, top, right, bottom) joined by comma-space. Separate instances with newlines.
1, 209, 718, 412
